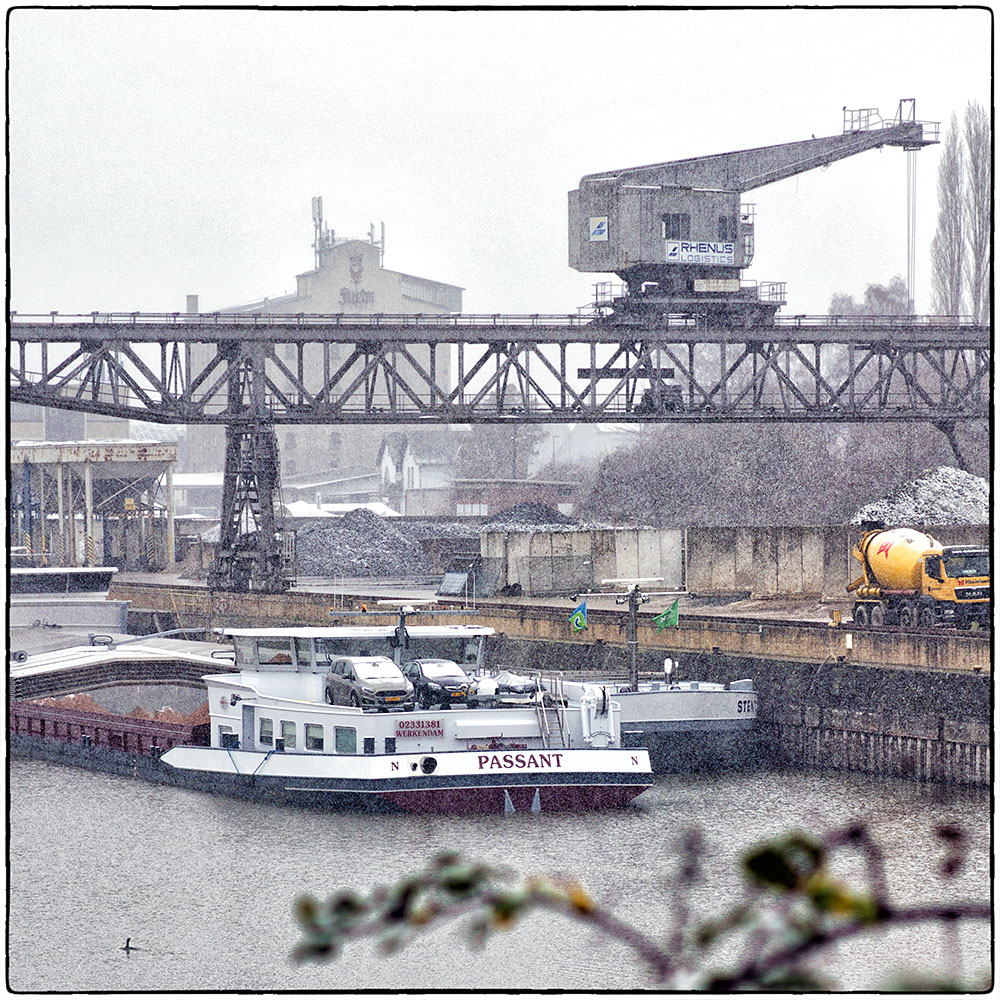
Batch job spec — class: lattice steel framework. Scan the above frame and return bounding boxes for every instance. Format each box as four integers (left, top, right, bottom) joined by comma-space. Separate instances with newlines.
8, 312, 991, 424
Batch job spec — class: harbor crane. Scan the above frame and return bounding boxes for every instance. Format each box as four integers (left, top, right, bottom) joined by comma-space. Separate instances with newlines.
569, 100, 938, 325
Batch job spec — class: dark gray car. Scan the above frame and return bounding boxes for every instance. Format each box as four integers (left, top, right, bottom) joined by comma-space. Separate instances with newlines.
401, 658, 472, 709
324, 656, 415, 711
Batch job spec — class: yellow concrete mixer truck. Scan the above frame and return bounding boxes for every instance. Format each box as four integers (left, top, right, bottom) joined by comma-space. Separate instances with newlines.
847, 525, 991, 628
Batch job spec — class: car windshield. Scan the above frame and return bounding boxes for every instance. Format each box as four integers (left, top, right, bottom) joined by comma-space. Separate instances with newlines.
944, 552, 990, 578
420, 661, 465, 679
355, 659, 402, 680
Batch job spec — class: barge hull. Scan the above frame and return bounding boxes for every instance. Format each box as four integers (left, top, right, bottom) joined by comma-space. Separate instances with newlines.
11, 735, 651, 814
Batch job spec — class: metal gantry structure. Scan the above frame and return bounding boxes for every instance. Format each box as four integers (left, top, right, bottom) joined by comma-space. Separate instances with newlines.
8, 312, 989, 424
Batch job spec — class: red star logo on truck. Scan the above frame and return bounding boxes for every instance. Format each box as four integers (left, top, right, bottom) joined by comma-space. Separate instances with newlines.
876, 541, 893, 558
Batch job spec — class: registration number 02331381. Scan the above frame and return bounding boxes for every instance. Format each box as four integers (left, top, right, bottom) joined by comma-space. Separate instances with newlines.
736, 698, 757, 714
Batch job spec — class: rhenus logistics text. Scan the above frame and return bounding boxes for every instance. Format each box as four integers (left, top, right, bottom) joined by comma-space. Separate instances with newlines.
665, 240, 735, 264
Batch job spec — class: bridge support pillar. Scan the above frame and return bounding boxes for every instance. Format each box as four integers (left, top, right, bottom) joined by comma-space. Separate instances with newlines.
207, 421, 291, 594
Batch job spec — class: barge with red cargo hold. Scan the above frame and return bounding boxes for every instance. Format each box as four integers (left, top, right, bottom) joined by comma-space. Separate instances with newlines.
11, 624, 651, 815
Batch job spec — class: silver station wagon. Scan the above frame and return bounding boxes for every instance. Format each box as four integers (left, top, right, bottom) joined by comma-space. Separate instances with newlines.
323, 655, 415, 711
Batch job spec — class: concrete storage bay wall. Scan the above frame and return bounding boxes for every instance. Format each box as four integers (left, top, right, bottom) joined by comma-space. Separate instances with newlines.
481, 528, 683, 595
685, 524, 989, 599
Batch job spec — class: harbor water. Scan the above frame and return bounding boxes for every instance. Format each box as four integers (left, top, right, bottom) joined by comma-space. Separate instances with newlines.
8, 757, 990, 992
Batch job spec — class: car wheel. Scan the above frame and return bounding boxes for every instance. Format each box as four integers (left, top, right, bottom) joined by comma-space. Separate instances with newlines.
324, 687, 335, 705
350, 691, 361, 708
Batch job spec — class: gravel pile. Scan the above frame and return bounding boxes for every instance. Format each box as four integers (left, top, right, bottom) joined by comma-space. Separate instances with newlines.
850, 466, 990, 525
295, 508, 428, 578
482, 503, 583, 533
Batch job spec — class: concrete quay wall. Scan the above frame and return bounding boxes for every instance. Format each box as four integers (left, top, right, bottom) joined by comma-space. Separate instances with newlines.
485, 636, 991, 788
111, 582, 991, 675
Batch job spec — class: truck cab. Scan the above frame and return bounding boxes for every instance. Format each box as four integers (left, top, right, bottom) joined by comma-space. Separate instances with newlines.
923, 547, 991, 626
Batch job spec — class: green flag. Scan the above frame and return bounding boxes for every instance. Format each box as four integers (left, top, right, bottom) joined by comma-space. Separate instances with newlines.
653, 598, 679, 631
568, 600, 588, 632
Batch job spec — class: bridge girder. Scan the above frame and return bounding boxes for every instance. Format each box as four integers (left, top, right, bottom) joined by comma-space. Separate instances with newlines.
9, 313, 990, 425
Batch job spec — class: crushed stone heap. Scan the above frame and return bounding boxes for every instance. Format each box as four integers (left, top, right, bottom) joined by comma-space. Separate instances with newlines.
481, 502, 581, 533
295, 508, 428, 578
850, 465, 990, 526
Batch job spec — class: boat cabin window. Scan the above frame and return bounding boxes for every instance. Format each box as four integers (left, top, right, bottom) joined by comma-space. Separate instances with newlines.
259, 717, 273, 746
305, 724, 325, 751
233, 636, 256, 666
335, 727, 357, 754
314, 640, 336, 668
257, 638, 294, 665
294, 638, 314, 669
280, 720, 297, 749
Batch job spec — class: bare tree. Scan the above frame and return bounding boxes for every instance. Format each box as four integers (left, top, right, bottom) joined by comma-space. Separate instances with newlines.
962, 101, 991, 324
929, 114, 964, 316
828, 277, 909, 316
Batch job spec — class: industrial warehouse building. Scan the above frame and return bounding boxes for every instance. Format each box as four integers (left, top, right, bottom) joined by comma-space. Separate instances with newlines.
182, 201, 464, 478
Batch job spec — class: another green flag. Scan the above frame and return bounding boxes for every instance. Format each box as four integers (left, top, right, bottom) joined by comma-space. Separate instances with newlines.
568, 600, 588, 632
653, 598, 679, 631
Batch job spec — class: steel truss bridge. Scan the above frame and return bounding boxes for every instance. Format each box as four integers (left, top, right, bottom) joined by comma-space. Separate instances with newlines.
8, 311, 990, 424
9, 311, 990, 593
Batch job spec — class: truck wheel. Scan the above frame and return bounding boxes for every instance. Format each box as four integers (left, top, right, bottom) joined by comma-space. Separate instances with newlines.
898, 602, 918, 628
853, 604, 869, 627
919, 605, 935, 627
870, 605, 886, 627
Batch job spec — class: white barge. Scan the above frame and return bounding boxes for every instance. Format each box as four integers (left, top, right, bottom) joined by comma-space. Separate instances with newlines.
157, 625, 652, 814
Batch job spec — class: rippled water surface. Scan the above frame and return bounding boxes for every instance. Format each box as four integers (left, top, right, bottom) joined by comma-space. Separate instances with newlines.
8, 758, 990, 992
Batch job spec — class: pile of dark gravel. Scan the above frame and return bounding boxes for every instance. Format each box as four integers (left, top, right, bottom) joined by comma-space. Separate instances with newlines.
295, 508, 428, 578
481, 503, 581, 532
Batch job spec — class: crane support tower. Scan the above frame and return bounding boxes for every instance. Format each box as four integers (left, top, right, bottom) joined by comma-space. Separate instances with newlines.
569, 100, 939, 325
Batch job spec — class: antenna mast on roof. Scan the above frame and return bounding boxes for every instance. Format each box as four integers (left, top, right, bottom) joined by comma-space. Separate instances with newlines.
369, 221, 385, 265
312, 196, 334, 269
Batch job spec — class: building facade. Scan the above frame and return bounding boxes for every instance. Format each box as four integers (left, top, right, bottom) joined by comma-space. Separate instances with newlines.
182, 207, 463, 479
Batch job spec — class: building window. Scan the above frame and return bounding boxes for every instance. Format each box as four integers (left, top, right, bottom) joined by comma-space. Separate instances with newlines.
406, 467, 415, 489
305, 723, 325, 751
281, 720, 297, 749
717, 215, 737, 241
661, 213, 690, 241
335, 727, 357, 754
259, 717, 273, 746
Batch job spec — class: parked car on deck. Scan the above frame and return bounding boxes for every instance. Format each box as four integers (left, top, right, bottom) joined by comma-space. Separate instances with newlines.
401, 658, 472, 709
324, 656, 415, 711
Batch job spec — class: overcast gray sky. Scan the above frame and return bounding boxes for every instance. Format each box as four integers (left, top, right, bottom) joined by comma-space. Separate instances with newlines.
8, 8, 992, 317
